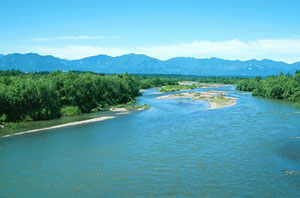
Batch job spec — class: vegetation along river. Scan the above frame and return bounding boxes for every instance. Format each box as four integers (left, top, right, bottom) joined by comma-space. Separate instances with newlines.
1, 86, 300, 197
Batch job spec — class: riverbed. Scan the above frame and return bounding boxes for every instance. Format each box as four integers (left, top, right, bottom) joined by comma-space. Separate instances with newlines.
0, 86, 300, 197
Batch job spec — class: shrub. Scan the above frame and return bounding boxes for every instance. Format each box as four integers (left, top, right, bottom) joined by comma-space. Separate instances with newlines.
60, 106, 81, 116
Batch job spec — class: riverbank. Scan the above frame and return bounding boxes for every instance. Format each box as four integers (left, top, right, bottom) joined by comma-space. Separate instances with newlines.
1, 84, 300, 198
1, 116, 116, 138
0, 109, 126, 138
157, 90, 238, 110
0, 103, 152, 138
159, 83, 232, 93
110, 104, 151, 111
179, 81, 232, 88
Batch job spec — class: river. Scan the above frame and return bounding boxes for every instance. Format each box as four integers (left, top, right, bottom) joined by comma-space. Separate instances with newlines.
0, 86, 300, 197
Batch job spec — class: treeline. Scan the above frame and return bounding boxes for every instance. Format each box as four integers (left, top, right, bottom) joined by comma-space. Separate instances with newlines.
236, 71, 300, 103
196, 77, 243, 84
135, 76, 178, 89
134, 74, 244, 85
0, 69, 253, 124
0, 70, 178, 124
0, 71, 138, 122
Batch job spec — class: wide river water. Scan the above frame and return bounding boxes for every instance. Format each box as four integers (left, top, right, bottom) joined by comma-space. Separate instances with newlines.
1, 86, 300, 197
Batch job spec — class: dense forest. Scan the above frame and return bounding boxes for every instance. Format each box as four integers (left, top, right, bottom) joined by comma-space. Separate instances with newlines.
0, 70, 178, 124
134, 74, 245, 85
236, 71, 300, 103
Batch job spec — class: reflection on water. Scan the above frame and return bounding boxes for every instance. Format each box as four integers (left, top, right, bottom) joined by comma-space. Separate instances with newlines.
0, 86, 300, 197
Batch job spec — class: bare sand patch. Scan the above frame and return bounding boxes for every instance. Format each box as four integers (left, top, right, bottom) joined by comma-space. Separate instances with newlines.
109, 107, 128, 112
2, 116, 115, 138
157, 90, 238, 110
178, 81, 231, 88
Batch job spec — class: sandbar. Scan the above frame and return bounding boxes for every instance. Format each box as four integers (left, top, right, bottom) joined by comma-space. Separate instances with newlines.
1, 116, 115, 138
109, 107, 128, 112
157, 90, 238, 110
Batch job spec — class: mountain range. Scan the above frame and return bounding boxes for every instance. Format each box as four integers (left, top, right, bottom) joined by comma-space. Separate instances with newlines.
0, 53, 299, 76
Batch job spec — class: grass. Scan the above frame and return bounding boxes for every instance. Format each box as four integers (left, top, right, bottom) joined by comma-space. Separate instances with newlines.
175, 93, 184, 96
112, 104, 151, 110
160, 85, 202, 93
60, 106, 82, 116
197, 96, 206, 99
210, 96, 231, 103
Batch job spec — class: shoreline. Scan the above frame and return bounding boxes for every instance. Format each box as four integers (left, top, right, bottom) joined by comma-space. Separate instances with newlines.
1, 116, 116, 138
157, 90, 238, 110
207, 98, 237, 110
1, 100, 151, 138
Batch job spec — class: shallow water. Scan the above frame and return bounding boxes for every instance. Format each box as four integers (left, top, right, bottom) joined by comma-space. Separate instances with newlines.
1, 86, 300, 197
0, 110, 121, 137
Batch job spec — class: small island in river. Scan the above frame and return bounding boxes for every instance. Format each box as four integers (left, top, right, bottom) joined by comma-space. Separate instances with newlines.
157, 90, 238, 110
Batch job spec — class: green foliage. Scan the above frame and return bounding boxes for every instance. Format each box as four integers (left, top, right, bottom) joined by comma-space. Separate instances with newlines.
142, 104, 151, 110
210, 95, 231, 103
237, 72, 300, 103
112, 103, 151, 110
196, 77, 242, 84
60, 106, 81, 116
0, 71, 141, 123
0, 70, 245, 126
135, 76, 178, 89
0, 114, 7, 123
133, 74, 245, 84
160, 85, 200, 93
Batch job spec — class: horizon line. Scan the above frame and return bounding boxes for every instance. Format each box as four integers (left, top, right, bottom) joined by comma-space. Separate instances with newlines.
0, 52, 299, 64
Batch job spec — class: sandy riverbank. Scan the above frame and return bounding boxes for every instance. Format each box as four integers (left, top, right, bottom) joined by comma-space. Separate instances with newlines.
158, 83, 231, 93
109, 105, 150, 112
179, 81, 232, 88
1, 116, 116, 138
1, 105, 151, 138
157, 90, 238, 110
109, 107, 128, 111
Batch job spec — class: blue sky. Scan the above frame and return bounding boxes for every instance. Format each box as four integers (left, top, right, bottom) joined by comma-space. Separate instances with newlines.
1, 0, 300, 62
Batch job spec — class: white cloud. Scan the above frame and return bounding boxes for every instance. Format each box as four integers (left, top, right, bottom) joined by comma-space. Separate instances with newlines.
28, 45, 134, 60
24, 39, 300, 63
27, 35, 119, 42
138, 39, 300, 63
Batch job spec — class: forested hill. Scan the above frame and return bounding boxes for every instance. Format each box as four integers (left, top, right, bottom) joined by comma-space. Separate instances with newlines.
0, 53, 299, 76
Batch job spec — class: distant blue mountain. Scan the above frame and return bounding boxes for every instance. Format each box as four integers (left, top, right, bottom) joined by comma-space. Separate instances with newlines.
0, 53, 70, 71
0, 53, 299, 76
